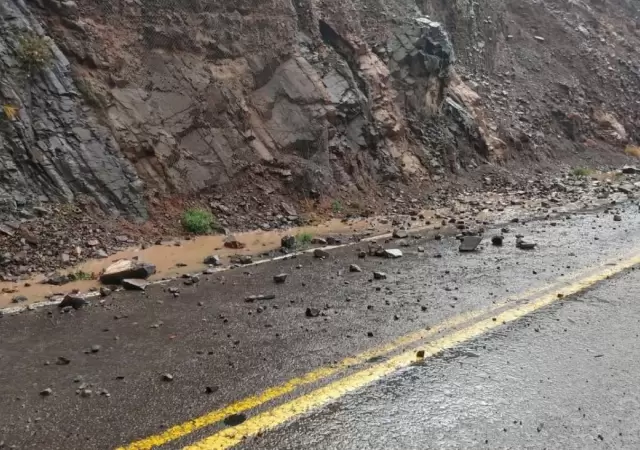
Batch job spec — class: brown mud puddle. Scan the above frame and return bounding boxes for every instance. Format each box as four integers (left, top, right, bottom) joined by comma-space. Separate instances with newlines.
0, 217, 403, 308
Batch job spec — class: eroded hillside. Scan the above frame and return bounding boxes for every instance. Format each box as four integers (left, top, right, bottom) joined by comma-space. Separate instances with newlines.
1, 0, 639, 221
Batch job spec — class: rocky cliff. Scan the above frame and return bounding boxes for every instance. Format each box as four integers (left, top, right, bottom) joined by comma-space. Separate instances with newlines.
0, 0, 146, 219
1, 0, 639, 220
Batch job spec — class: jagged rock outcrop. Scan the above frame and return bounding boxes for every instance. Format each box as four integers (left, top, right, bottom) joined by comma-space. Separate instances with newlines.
0, 0, 146, 219
22, 0, 489, 207
1, 0, 639, 217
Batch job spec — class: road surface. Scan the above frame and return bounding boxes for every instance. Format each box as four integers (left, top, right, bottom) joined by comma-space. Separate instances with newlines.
1, 204, 639, 449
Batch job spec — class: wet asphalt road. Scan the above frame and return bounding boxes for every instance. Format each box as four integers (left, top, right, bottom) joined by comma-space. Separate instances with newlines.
1, 204, 639, 449
249, 266, 640, 450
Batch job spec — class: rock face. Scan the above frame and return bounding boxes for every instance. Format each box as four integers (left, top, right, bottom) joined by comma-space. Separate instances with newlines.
0, 0, 146, 219
1, 0, 639, 217
15, 0, 490, 211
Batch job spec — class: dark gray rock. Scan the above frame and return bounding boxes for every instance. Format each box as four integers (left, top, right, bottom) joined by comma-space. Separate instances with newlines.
59, 293, 87, 310
230, 255, 252, 265
11, 295, 27, 303
491, 235, 504, 246
99, 286, 112, 297
314, 248, 330, 258
46, 274, 71, 286
56, 356, 71, 365
373, 271, 387, 280
516, 240, 537, 250
311, 237, 328, 245
305, 307, 321, 318
281, 235, 296, 249
273, 273, 288, 283
349, 264, 362, 272
121, 278, 149, 291
392, 229, 408, 239
203, 255, 222, 266
459, 236, 482, 252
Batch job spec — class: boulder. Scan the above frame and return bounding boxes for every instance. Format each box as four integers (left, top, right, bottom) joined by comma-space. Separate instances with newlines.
100, 260, 156, 284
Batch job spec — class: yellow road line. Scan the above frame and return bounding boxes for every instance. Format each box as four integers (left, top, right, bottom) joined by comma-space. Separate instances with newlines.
118, 287, 553, 450
117, 252, 632, 450
117, 310, 486, 450
184, 254, 640, 450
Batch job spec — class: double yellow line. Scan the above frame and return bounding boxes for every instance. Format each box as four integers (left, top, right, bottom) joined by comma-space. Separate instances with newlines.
118, 252, 640, 450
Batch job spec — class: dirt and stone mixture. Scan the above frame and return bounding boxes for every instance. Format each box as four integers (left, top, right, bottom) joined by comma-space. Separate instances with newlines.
0, 0, 639, 286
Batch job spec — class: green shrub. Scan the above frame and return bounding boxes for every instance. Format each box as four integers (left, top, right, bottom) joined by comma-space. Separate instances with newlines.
571, 167, 593, 177
16, 32, 52, 71
182, 208, 215, 234
331, 200, 343, 213
296, 232, 313, 246
72, 270, 93, 281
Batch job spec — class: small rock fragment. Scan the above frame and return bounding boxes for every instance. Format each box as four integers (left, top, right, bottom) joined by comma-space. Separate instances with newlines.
224, 235, 245, 249
40, 388, 53, 396
162, 373, 174, 382
459, 236, 482, 252
384, 249, 403, 258
373, 271, 387, 280
11, 295, 27, 304
491, 235, 504, 246
99, 287, 112, 297
392, 229, 408, 239
516, 239, 536, 250
121, 279, 148, 291
203, 255, 222, 266
349, 264, 362, 273
56, 356, 71, 366
244, 294, 276, 302
79, 389, 92, 398
281, 235, 296, 249
314, 248, 330, 258
613, 214, 622, 222
230, 255, 253, 265
223, 413, 247, 426
273, 273, 288, 283
305, 307, 321, 318
59, 293, 87, 310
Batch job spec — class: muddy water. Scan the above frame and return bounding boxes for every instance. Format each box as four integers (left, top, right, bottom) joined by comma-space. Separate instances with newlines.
0, 217, 399, 308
